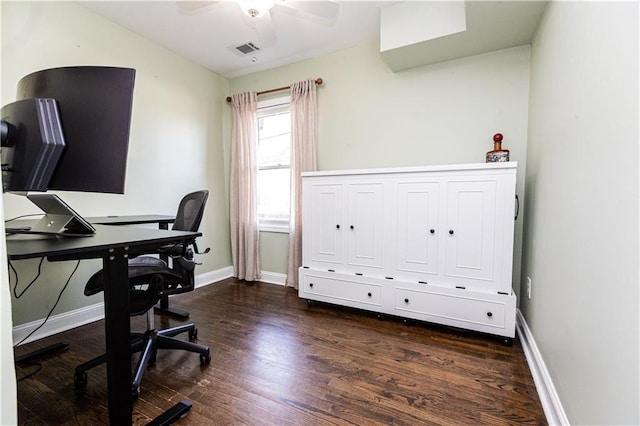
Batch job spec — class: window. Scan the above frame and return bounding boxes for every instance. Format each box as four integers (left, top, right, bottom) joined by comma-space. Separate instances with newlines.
257, 96, 291, 233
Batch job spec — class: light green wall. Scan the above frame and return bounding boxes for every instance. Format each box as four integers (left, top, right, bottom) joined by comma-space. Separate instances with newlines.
523, 2, 639, 424
230, 43, 532, 289
1, 1, 231, 325
258, 231, 289, 274
231, 43, 531, 169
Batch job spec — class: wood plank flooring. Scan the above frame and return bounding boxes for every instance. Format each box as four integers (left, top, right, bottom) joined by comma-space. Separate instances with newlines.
15, 278, 546, 425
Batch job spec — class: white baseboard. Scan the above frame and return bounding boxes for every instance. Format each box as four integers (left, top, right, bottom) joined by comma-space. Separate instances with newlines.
196, 267, 286, 286
516, 309, 569, 426
259, 270, 286, 286
210, 269, 286, 286
13, 266, 235, 345
13, 302, 105, 346
195, 266, 234, 289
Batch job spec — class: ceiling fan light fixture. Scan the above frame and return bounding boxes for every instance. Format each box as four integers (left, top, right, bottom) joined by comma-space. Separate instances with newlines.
238, 0, 276, 17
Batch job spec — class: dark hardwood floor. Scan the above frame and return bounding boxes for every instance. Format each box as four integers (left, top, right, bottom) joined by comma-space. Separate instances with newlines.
15, 278, 546, 425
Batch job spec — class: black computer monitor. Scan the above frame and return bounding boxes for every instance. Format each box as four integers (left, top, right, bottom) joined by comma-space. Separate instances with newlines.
16, 66, 136, 194
1, 98, 66, 193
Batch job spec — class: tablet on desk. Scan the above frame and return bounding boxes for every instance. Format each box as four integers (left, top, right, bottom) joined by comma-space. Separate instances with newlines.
26, 194, 96, 236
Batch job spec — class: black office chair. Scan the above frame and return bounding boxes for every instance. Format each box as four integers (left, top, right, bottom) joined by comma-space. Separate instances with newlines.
74, 190, 211, 399
154, 190, 211, 319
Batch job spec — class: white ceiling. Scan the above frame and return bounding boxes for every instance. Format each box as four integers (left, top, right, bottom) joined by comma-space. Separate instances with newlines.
81, 1, 395, 79
80, 1, 546, 79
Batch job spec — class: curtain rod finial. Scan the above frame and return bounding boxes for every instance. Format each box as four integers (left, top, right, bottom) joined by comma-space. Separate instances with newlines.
315, 78, 323, 85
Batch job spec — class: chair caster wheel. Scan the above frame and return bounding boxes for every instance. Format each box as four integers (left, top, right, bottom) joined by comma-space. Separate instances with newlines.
74, 372, 87, 388
376, 313, 384, 320
502, 337, 514, 347
189, 327, 198, 341
402, 318, 411, 326
200, 349, 211, 365
132, 386, 140, 400
306, 299, 313, 306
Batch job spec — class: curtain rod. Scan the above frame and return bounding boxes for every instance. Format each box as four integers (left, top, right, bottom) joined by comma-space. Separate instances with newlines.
225, 78, 323, 102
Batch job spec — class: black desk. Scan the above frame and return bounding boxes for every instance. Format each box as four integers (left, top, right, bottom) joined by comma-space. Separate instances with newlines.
6, 224, 200, 425
88, 214, 175, 230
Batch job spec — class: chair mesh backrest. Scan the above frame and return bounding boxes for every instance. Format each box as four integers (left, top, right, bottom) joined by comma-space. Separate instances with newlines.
172, 190, 209, 232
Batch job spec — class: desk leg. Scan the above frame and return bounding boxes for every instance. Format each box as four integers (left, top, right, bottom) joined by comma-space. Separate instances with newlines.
102, 249, 133, 425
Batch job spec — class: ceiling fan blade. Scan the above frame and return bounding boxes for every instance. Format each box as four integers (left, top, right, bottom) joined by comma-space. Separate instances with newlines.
175, 0, 222, 15
251, 10, 277, 48
280, 0, 339, 20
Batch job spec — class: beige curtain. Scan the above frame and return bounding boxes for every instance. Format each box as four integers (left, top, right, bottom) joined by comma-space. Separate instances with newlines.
230, 92, 261, 281
286, 80, 318, 288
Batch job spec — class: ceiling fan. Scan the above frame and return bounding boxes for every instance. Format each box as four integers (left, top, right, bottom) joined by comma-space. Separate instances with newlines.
176, 0, 340, 48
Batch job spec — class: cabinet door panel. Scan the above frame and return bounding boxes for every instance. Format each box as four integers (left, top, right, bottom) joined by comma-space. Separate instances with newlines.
445, 180, 497, 282
395, 181, 439, 278
347, 183, 385, 271
309, 183, 344, 266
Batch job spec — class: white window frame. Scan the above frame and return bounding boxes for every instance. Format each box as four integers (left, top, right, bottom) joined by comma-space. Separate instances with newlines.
257, 95, 291, 233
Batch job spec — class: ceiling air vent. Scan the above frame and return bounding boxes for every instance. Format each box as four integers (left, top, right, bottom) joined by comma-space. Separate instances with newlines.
232, 41, 260, 55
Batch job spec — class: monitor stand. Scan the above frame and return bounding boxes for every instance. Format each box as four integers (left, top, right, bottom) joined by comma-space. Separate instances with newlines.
29, 213, 93, 236
24, 194, 96, 236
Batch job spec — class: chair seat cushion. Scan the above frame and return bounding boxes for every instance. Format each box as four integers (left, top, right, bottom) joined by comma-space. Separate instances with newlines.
128, 256, 168, 268
84, 258, 183, 316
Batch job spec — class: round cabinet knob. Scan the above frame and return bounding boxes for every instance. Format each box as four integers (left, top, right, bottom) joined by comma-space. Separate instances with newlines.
449, 229, 454, 235
430, 229, 435, 234
309, 283, 314, 288
350, 225, 354, 230
404, 298, 409, 304
487, 312, 493, 317
367, 292, 372, 297
336, 224, 340, 229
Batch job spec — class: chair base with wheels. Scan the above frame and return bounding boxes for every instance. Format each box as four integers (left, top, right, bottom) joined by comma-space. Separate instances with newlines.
74, 258, 211, 400
154, 296, 190, 319
74, 321, 211, 399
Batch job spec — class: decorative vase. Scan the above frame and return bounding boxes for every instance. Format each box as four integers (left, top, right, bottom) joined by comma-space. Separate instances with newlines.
486, 133, 510, 162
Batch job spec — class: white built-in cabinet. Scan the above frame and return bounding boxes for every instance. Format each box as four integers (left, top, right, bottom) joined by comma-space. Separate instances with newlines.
299, 162, 518, 342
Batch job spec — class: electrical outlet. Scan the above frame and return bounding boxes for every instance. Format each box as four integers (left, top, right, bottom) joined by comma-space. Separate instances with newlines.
526, 277, 532, 299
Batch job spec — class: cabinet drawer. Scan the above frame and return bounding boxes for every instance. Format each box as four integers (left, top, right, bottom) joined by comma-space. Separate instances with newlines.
395, 287, 506, 329
302, 274, 382, 307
